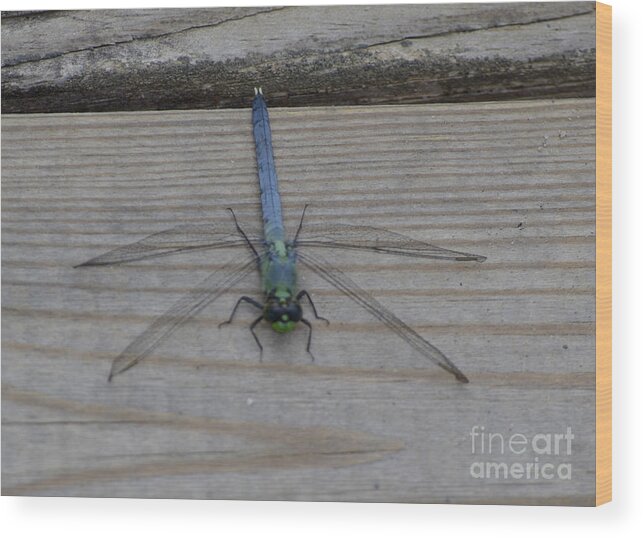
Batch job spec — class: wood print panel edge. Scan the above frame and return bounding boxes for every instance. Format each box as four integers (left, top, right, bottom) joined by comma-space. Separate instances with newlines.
595, 0, 612, 507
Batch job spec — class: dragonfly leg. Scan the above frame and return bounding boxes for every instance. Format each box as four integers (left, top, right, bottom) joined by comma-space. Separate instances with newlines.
225, 207, 260, 261
296, 290, 330, 325
249, 314, 265, 361
300, 318, 316, 362
293, 203, 310, 245
219, 296, 263, 328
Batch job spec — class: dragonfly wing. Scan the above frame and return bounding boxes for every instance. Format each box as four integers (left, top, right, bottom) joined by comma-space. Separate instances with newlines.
108, 255, 258, 380
76, 223, 262, 267
299, 251, 469, 383
298, 223, 485, 262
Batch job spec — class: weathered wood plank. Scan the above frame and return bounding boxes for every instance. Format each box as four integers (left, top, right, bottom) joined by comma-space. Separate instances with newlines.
2, 98, 596, 503
2, 3, 596, 113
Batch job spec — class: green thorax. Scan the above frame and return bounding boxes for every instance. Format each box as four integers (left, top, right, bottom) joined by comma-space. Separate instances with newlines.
261, 240, 298, 296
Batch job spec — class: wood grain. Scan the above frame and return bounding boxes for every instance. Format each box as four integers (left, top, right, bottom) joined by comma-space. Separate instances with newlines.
595, 1, 611, 507
2, 98, 596, 504
1, 3, 596, 113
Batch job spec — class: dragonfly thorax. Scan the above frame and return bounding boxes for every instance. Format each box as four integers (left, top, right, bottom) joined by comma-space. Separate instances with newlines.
264, 289, 302, 333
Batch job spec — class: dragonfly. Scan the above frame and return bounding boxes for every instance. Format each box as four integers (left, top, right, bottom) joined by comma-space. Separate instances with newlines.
77, 88, 486, 383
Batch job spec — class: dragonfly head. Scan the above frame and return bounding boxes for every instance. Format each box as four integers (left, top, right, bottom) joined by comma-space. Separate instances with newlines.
265, 291, 302, 333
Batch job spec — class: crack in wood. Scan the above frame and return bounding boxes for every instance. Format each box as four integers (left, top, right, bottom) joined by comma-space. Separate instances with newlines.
359, 9, 596, 51
2, 7, 289, 69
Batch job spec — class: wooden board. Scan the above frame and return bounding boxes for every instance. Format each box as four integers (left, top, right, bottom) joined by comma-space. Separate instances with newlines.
1, 2, 596, 113
2, 98, 597, 504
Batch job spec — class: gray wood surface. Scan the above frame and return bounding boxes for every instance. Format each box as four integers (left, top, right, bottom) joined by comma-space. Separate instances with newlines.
2, 3, 596, 113
2, 98, 595, 504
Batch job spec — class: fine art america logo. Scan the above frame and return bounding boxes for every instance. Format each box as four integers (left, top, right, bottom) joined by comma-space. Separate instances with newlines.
469, 426, 574, 480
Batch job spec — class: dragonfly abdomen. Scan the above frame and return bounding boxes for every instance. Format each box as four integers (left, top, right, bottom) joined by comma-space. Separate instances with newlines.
253, 90, 285, 243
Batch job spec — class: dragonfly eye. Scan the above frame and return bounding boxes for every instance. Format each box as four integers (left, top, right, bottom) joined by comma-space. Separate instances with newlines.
265, 305, 282, 322
286, 304, 302, 322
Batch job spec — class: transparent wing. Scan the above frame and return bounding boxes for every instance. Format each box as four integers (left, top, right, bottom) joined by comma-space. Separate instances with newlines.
76, 223, 262, 267
108, 255, 258, 380
78, 222, 484, 268
297, 224, 486, 262
299, 251, 469, 383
